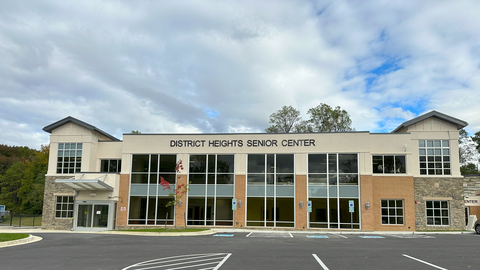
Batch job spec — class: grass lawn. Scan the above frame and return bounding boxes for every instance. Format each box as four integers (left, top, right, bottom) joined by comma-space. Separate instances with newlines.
0, 233, 30, 242
118, 228, 209, 233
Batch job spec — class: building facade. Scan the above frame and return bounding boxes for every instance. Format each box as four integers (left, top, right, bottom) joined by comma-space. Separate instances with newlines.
42, 111, 468, 231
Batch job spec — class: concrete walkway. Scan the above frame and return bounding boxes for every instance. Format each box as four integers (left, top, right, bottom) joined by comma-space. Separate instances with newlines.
0, 227, 477, 248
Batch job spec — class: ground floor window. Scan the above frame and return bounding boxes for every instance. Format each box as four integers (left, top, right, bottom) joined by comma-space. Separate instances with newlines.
246, 197, 294, 227
426, 200, 449, 226
187, 197, 233, 226
308, 198, 359, 229
55, 196, 74, 218
128, 196, 175, 225
381, 199, 404, 225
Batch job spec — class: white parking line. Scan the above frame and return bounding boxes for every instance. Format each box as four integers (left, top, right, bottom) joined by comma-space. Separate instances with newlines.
333, 234, 348, 238
312, 254, 330, 270
402, 254, 448, 270
246, 232, 253, 237
122, 253, 231, 270
288, 233, 293, 238
213, 253, 231, 270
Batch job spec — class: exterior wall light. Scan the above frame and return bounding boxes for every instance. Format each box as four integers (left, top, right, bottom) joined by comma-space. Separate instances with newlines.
365, 202, 369, 209
178, 199, 182, 207
299, 201, 304, 208
238, 200, 242, 208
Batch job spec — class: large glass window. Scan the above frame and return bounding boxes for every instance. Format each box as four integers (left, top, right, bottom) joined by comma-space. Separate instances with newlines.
426, 200, 449, 226
128, 154, 177, 225
55, 196, 74, 218
187, 154, 235, 226
100, 159, 122, 173
308, 153, 359, 229
419, 140, 450, 175
246, 154, 295, 228
57, 143, 82, 174
381, 199, 404, 225
373, 155, 406, 174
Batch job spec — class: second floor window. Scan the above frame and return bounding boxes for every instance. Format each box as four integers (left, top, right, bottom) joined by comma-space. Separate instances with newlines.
372, 155, 406, 174
57, 143, 82, 174
419, 140, 450, 175
100, 159, 122, 173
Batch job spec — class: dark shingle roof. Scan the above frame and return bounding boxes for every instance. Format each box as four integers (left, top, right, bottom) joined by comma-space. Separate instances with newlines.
391, 110, 468, 133
43, 116, 120, 141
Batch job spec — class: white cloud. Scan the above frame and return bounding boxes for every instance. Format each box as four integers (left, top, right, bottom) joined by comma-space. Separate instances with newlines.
0, 0, 479, 149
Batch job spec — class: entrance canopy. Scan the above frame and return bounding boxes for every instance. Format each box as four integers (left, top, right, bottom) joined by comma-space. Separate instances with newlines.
56, 178, 113, 191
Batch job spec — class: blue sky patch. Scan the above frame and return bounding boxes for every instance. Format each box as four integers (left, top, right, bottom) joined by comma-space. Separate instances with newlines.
204, 109, 219, 118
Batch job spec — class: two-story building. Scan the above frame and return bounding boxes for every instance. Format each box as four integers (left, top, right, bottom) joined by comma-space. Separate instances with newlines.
42, 111, 467, 231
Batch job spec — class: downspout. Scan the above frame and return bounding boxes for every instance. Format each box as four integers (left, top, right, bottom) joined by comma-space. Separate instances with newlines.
71, 189, 78, 231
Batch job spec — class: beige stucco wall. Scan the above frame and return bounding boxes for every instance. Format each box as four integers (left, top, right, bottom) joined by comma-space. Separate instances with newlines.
47, 122, 119, 175
45, 117, 462, 179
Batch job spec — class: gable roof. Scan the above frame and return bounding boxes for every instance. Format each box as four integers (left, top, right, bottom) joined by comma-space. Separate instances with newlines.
391, 110, 468, 133
43, 116, 120, 141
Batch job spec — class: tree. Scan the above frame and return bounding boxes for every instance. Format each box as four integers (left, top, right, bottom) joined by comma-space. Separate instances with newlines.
307, 103, 354, 132
266, 104, 354, 133
459, 128, 468, 139
0, 145, 48, 214
131, 130, 141, 134
159, 160, 189, 228
472, 130, 480, 151
0, 161, 26, 212
460, 163, 479, 174
265, 106, 310, 133
17, 145, 49, 214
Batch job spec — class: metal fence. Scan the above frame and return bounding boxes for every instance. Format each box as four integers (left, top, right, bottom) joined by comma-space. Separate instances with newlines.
0, 211, 42, 227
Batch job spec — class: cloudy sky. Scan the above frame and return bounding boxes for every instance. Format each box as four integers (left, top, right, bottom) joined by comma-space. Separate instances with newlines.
1, 0, 479, 149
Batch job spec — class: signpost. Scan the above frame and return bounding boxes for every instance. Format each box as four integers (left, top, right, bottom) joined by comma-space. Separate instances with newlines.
349, 200, 354, 231
307, 201, 312, 229
232, 199, 237, 228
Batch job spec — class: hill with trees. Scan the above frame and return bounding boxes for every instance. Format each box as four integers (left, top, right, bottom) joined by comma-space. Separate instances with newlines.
0, 144, 48, 215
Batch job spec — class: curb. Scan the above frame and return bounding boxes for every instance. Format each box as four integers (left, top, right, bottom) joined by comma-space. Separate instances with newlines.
0, 235, 43, 248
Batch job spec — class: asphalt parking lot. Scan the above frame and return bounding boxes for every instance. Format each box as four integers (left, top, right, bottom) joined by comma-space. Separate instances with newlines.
1, 231, 479, 270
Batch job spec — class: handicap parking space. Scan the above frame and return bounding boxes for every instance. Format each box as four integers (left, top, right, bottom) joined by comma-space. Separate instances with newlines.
246, 232, 293, 238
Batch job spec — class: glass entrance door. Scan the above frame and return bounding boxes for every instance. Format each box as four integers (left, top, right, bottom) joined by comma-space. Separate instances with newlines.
77, 205, 92, 228
93, 205, 109, 227
77, 204, 109, 229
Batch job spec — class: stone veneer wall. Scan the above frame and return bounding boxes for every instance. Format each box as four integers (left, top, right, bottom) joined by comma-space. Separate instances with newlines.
464, 175, 480, 221
42, 176, 75, 230
414, 177, 464, 230
463, 175, 480, 197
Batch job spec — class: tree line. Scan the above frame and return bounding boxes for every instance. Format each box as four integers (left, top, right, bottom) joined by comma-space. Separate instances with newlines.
0, 144, 48, 215
265, 103, 354, 133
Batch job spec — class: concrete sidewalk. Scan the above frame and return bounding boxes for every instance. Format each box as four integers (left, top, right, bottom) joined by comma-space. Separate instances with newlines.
0, 227, 477, 249
1, 227, 477, 236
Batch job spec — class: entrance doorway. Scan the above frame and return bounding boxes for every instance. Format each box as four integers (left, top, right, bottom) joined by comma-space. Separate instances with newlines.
76, 203, 109, 230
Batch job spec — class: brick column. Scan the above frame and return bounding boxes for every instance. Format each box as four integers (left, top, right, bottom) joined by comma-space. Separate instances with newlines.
360, 175, 374, 231
175, 174, 188, 227
234, 175, 246, 228
295, 175, 307, 229
116, 174, 130, 227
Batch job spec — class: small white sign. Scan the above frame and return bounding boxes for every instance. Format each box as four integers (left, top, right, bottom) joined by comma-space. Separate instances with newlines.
232, 198, 237, 210
96, 211, 101, 214
120, 207, 126, 211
